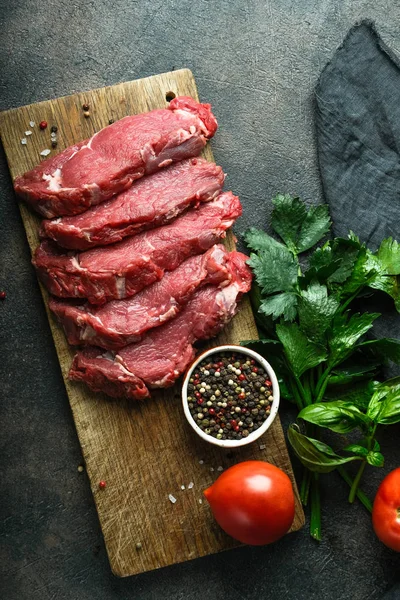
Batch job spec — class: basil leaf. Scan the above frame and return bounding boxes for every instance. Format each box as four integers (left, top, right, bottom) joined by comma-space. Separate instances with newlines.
343, 444, 368, 457
366, 451, 385, 467
298, 401, 370, 433
276, 322, 327, 378
259, 292, 298, 321
287, 425, 361, 473
376, 237, 400, 275
375, 391, 400, 425
328, 312, 380, 368
298, 282, 339, 342
367, 377, 400, 422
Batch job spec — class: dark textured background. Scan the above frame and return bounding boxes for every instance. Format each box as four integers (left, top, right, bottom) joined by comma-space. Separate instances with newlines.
1, 2, 400, 599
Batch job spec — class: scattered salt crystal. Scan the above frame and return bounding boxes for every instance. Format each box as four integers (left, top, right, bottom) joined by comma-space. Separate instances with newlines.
25, 130, 32, 136
210, 467, 214, 472
259, 444, 266, 450
217, 466, 223, 472
188, 482, 194, 489
29, 121, 35, 127
51, 132, 57, 139
168, 494, 177, 504
21, 138, 27, 145
40, 149, 51, 157
181, 485, 185, 490
199, 459, 204, 465
198, 498, 203, 504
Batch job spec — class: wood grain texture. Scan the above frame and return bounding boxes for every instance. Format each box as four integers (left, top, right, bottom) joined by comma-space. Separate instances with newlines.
0, 69, 304, 577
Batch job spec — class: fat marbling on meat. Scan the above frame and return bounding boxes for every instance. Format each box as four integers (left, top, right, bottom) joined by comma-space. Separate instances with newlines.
15, 96, 218, 218
33, 192, 242, 304
69, 252, 252, 400
40, 158, 224, 250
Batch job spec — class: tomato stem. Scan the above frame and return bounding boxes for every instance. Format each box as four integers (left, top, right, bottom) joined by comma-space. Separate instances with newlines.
310, 472, 322, 541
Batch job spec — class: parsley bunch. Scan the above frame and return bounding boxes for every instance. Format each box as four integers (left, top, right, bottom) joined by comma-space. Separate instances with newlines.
243, 195, 400, 540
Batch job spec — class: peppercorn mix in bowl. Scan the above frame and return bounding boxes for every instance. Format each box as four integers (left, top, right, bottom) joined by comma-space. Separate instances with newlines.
182, 345, 280, 448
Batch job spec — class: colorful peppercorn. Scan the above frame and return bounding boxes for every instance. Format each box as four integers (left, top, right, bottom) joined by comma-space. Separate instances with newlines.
39, 121, 48, 130
187, 352, 273, 441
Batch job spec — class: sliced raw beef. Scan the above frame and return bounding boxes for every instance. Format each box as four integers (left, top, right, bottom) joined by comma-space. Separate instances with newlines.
50, 245, 237, 349
69, 252, 252, 400
33, 192, 242, 304
14, 96, 218, 218
40, 158, 224, 250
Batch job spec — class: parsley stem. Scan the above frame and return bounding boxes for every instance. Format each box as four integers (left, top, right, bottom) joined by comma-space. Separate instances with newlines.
295, 376, 312, 406
289, 380, 304, 411
310, 473, 322, 541
339, 287, 363, 314
314, 368, 332, 402
337, 466, 373, 513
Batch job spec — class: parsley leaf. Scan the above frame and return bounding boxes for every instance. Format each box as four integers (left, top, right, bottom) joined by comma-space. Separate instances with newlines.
376, 237, 400, 275
243, 227, 285, 253
328, 312, 380, 367
276, 322, 327, 377
259, 292, 298, 321
271, 194, 307, 252
271, 194, 331, 254
296, 205, 332, 253
359, 338, 400, 365
247, 245, 298, 295
298, 282, 339, 342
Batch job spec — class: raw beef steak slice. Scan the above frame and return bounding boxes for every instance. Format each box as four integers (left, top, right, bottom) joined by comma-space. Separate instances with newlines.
40, 158, 224, 250
33, 192, 242, 304
50, 245, 238, 349
15, 96, 218, 218
69, 252, 252, 400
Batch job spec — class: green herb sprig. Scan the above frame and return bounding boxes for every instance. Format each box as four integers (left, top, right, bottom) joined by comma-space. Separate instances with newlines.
243, 194, 400, 540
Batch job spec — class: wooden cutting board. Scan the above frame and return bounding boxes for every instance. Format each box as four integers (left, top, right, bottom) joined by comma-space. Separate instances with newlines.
0, 69, 305, 577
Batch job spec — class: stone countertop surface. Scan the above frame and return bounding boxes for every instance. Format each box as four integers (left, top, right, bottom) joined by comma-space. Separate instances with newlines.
1, 1, 400, 599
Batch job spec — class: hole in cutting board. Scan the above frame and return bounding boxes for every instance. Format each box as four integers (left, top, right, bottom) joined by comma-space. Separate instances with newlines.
165, 91, 176, 102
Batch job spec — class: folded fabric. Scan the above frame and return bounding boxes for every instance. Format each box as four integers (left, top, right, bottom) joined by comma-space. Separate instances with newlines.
316, 21, 400, 249
316, 20, 400, 345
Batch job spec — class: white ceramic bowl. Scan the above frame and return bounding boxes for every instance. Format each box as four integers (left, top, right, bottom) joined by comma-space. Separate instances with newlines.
182, 344, 280, 448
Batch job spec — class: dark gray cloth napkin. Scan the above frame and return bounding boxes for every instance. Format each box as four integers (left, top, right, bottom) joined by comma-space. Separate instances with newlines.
316, 21, 400, 249
316, 20, 400, 346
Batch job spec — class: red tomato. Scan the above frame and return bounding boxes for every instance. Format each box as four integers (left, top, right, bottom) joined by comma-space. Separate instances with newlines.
203, 460, 295, 545
372, 467, 400, 552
